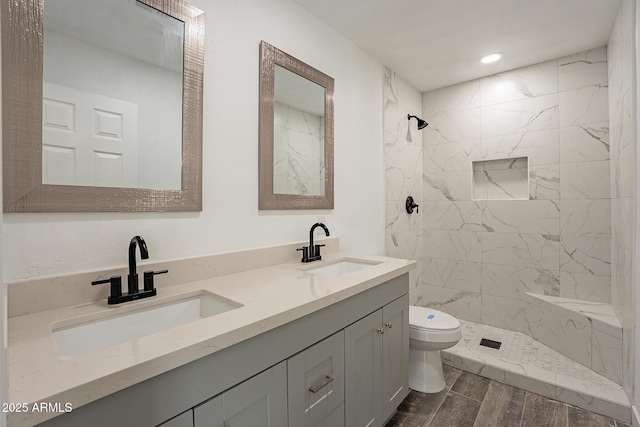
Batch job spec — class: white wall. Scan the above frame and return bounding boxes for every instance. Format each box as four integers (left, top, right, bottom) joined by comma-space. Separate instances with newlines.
2, 0, 385, 281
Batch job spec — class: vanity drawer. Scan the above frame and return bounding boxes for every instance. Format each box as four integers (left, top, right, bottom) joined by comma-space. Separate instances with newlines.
287, 330, 345, 427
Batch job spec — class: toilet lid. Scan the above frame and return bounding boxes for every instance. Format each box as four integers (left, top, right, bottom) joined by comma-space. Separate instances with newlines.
409, 306, 459, 331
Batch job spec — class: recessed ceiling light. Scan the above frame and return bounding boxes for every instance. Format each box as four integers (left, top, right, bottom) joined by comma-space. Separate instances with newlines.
480, 52, 503, 64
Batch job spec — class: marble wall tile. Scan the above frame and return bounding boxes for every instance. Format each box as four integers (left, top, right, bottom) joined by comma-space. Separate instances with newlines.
396, 229, 423, 261
474, 167, 529, 200
473, 157, 529, 200
559, 161, 610, 199
482, 294, 525, 333
423, 201, 482, 231
591, 329, 623, 385
480, 60, 558, 107
481, 200, 559, 234
559, 85, 609, 127
482, 129, 559, 166
559, 123, 609, 163
415, 49, 615, 383
482, 233, 560, 270
422, 285, 482, 322
481, 94, 559, 138
611, 144, 634, 198
398, 137, 424, 173
423, 230, 481, 262
383, 66, 398, 103
560, 199, 611, 237
611, 196, 633, 249
383, 97, 402, 136
560, 236, 611, 276
382, 67, 424, 298
558, 47, 608, 92
481, 157, 528, 170
423, 258, 481, 292
384, 131, 400, 168
559, 272, 611, 303
482, 264, 560, 299
386, 167, 422, 201
524, 302, 592, 368
385, 200, 410, 234
424, 140, 480, 172
423, 79, 480, 117
423, 109, 482, 145
424, 171, 472, 201
611, 242, 632, 326
555, 376, 630, 423
529, 165, 560, 200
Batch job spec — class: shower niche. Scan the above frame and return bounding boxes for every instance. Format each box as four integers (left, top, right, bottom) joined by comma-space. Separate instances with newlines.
472, 157, 529, 200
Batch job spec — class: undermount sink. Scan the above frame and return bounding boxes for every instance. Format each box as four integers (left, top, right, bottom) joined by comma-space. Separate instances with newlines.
303, 259, 379, 278
52, 291, 242, 359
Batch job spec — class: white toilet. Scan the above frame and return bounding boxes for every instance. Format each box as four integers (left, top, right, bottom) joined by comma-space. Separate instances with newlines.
408, 306, 462, 393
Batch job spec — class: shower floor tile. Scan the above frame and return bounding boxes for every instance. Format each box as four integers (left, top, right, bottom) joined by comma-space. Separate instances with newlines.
441, 319, 631, 423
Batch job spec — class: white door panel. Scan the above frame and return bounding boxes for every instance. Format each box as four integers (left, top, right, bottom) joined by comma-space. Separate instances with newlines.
42, 82, 138, 187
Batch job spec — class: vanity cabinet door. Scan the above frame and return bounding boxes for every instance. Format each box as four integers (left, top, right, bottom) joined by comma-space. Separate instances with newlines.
382, 294, 409, 421
288, 331, 345, 427
345, 294, 409, 427
345, 309, 383, 427
193, 361, 287, 427
157, 410, 194, 427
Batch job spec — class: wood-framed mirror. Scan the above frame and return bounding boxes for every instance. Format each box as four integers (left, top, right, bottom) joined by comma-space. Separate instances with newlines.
258, 41, 334, 210
1, 0, 205, 212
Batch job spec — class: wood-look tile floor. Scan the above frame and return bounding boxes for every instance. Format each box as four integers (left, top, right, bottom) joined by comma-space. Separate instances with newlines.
386, 366, 631, 427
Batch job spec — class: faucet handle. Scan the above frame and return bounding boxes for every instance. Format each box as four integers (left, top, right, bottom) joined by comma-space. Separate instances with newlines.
297, 247, 309, 262
92, 276, 123, 303
143, 269, 168, 292
314, 244, 326, 260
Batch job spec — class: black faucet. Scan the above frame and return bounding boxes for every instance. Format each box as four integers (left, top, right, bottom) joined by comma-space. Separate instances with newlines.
297, 223, 330, 263
128, 235, 149, 294
92, 235, 168, 304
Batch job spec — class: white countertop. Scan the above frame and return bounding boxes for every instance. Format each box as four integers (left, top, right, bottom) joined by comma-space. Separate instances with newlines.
7, 253, 415, 426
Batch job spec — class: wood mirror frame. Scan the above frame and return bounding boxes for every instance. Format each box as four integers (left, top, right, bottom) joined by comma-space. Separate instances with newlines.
1, 0, 204, 212
258, 41, 334, 210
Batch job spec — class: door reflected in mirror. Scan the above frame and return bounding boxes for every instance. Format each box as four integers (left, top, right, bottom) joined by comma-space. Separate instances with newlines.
42, 0, 183, 190
274, 65, 325, 196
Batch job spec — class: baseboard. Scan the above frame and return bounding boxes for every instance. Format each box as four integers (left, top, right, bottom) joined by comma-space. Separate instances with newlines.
632, 404, 639, 427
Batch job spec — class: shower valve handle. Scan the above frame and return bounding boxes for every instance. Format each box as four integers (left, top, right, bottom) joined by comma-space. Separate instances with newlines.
406, 196, 419, 214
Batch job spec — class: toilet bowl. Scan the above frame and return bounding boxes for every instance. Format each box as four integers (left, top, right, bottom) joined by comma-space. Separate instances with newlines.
409, 306, 461, 393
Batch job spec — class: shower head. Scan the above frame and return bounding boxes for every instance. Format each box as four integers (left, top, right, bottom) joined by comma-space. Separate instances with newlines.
407, 114, 428, 130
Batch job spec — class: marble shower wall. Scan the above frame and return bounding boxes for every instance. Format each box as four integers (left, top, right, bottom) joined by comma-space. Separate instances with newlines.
273, 101, 325, 196
383, 66, 424, 304
608, 0, 635, 398
421, 48, 611, 333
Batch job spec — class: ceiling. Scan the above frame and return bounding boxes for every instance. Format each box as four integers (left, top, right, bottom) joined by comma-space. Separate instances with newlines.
293, 0, 622, 92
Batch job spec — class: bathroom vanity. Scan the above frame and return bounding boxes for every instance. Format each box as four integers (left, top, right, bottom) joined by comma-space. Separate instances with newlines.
7, 246, 414, 427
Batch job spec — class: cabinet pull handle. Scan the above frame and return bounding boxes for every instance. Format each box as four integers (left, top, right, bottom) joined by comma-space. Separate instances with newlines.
309, 375, 334, 393
377, 327, 385, 334
385, 322, 393, 329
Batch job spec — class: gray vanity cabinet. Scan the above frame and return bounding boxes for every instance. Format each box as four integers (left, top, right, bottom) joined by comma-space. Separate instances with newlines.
381, 294, 409, 419
345, 294, 409, 427
36, 274, 409, 427
288, 331, 345, 427
158, 410, 194, 427
193, 361, 287, 427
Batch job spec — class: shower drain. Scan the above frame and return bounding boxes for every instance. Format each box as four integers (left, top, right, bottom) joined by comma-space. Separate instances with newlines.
479, 338, 502, 349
